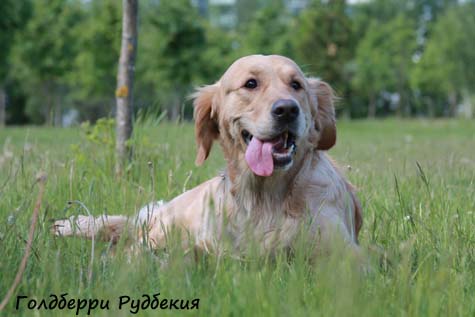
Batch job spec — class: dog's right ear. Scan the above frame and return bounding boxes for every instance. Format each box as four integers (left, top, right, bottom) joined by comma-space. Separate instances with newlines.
192, 84, 220, 166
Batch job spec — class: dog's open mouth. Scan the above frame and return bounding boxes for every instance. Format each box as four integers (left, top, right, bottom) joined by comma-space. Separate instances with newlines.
242, 129, 297, 177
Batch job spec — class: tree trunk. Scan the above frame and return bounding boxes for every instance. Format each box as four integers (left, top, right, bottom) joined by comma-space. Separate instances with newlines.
0, 87, 6, 127
425, 97, 435, 118
368, 93, 376, 118
45, 81, 53, 126
403, 93, 410, 117
397, 85, 407, 117
461, 90, 474, 119
115, 0, 138, 176
54, 93, 62, 127
169, 96, 180, 121
448, 91, 457, 117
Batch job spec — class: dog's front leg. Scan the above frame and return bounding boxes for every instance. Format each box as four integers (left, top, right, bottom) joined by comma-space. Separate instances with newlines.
52, 215, 130, 244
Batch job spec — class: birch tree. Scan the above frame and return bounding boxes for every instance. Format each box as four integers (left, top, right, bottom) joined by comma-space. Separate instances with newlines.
115, 0, 138, 175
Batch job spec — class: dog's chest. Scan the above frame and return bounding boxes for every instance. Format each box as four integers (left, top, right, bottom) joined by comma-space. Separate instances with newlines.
225, 200, 302, 252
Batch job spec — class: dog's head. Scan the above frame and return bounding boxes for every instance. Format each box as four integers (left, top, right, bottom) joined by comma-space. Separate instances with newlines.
193, 55, 336, 178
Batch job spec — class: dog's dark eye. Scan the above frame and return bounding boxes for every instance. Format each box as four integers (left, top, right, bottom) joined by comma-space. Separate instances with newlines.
291, 81, 302, 90
244, 79, 258, 89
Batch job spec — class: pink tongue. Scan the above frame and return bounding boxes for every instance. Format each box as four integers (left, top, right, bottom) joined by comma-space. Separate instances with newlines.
245, 137, 274, 176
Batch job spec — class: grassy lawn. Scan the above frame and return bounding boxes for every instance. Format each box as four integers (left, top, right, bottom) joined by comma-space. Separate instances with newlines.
1, 119, 474, 316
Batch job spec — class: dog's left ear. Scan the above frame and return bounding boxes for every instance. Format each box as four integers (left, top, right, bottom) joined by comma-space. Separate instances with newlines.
192, 84, 220, 166
307, 78, 337, 150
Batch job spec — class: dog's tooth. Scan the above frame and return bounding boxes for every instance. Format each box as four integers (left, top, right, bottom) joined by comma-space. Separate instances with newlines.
291, 143, 297, 154
284, 132, 288, 148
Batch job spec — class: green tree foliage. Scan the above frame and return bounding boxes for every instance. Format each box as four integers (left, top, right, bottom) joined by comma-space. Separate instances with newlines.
235, 0, 262, 28
138, 0, 207, 119
412, 3, 475, 117
2, 0, 474, 124
69, 0, 122, 121
239, 0, 293, 57
293, 0, 353, 89
0, 1, 31, 81
351, 21, 393, 117
198, 23, 235, 82
0, 0, 31, 124
352, 15, 416, 117
10, 0, 82, 125
137, 0, 234, 120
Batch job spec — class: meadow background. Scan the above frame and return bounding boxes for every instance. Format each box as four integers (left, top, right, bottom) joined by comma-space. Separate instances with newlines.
1, 119, 475, 316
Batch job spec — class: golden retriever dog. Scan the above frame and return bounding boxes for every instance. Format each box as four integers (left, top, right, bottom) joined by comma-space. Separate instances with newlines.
53, 55, 362, 257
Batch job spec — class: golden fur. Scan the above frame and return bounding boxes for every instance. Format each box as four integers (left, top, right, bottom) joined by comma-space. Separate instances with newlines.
53, 55, 362, 256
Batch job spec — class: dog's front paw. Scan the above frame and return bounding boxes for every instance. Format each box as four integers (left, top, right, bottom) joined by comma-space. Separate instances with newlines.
51, 218, 74, 236
51, 215, 92, 237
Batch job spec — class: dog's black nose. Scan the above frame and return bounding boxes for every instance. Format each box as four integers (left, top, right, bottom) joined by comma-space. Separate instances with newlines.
271, 99, 300, 123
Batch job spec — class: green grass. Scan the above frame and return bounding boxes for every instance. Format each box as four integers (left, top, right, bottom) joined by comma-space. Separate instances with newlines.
1, 119, 474, 316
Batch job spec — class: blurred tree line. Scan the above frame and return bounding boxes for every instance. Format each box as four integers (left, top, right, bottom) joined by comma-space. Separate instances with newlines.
1, 0, 474, 125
